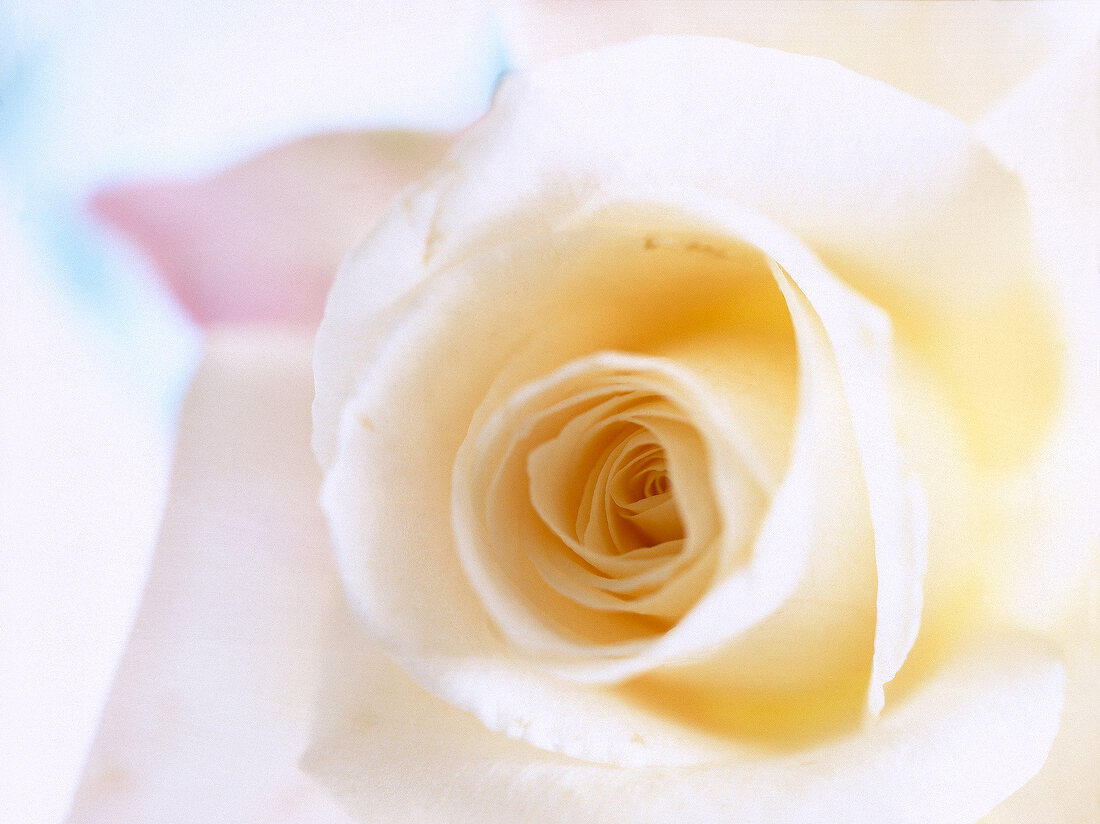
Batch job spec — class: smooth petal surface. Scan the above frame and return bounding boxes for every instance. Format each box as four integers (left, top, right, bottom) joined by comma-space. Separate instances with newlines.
973, 34, 1100, 824
424, 37, 1061, 479
315, 36, 1096, 780
974, 31, 1100, 635
322, 188, 925, 762
980, 639, 1099, 824
66, 332, 353, 824
556, 195, 927, 710
323, 222, 804, 765
500, 0, 1097, 123
306, 609, 1064, 824
314, 36, 1042, 468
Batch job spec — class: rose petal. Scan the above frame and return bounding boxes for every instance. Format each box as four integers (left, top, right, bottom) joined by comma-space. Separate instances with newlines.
323, 186, 923, 762
972, 33, 1100, 824
980, 639, 1099, 824
425, 39, 1059, 475
311, 31, 1073, 808
560, 195, 926, 713
499, 1, 1096, 123
314, 36, 1043, 470
766, 261, 925, 717
490, 38, 1062, 473
323, 226, 802, 764
973, 33, 1100, 633
306, 610, 1065, 824
66, 332, 354, 823
426, 38, 1032, 306
90, 131, 452, 328
319, 39, 999, 761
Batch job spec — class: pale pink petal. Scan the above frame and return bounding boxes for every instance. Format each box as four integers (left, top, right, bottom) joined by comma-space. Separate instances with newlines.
66, 332, 354, 823
90, 132, 452, 327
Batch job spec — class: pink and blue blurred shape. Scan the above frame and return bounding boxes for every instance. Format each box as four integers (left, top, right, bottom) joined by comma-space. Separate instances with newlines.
0, 3, 507, 822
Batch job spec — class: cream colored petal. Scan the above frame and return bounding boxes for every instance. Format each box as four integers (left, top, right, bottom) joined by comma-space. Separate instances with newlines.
425, 37, 1035, 313
314, 37, 1041, 469
324, 189, 918, 761
312, 169, 452, 469
973, 34, 1100, 635
321, 223, 795, 681
455, 354, 771, 669
313, 34, 1095, 786
67, 332, 354, 824
320, 224, 798, 763
768, 258, 926, 715
979, 637, 1099, 824
499, 1, 1096, 122
306, 609, 1065, 824
972, 33, 1100, 824
562, 193, 925, 710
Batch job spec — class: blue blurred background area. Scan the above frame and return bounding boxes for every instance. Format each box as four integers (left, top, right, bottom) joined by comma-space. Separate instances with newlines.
1, 0, 510, 434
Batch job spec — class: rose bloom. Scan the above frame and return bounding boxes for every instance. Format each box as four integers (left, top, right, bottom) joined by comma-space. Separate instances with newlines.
31, 4, 1095, 824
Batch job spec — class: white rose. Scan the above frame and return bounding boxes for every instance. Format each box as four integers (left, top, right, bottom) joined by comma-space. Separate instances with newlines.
309, 34, 1096, 824
53, 6, 1096, 824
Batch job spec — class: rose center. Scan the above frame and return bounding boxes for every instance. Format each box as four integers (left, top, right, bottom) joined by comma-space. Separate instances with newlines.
453, 352, 751, 661
524, 395, 695, 617
610, 449, 682, 549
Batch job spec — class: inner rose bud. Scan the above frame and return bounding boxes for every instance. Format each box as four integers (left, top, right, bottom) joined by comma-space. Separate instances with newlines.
454, 354, 766, 660
321, 195, 925, 761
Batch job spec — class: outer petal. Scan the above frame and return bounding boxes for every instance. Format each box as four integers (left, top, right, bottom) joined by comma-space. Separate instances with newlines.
559, 193, 927, 712
974, 31, 1100, 636
974, 33, 1100, 824
306, 609, 1064, 824
91, 132, 452, 327
324, 209, 831, 762
768, 256, 925, 715
66, 333, 353, 823
499, 0, 1097, 123
314, 36, 1042, 469
980, 641, 1099, 824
